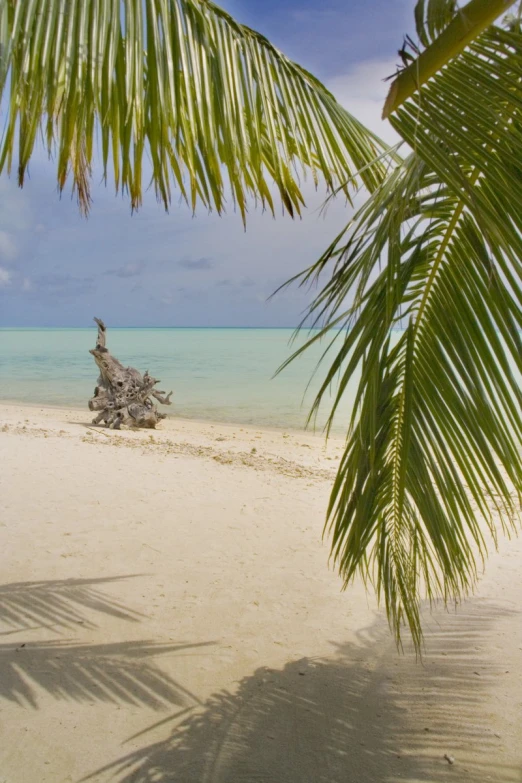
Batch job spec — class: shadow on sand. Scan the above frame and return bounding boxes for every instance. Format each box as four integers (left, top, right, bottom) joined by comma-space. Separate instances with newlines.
0, 638, 210, 711
0, 576, 145, 631
0, 576, 213, 712
86, 599, 520, 783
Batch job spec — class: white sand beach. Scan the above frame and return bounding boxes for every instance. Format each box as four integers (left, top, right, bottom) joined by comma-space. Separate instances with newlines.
0, 402, 521, 782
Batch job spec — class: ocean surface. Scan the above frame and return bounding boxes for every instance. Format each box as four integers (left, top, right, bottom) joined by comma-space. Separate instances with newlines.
0, 327, 358, 433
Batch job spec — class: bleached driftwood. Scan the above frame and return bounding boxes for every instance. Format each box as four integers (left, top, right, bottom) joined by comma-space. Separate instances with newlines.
88, 318, 172, 429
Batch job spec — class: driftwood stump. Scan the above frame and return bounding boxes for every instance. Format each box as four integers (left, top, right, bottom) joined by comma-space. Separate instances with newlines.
88, 318, 172, 429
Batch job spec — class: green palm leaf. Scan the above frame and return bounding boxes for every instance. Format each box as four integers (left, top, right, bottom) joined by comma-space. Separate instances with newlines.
414, 0, 458, 46
283, 14, 522, 649
384, 0, 518, 118
0, 0, 387, 218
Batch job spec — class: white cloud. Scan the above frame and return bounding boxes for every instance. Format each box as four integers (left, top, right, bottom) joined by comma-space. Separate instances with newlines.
0, 266, 11, 287
104, 261, 145, 278
327, 58, 403, 146
0, 230, 18, 262
22, 277, 32, 291
0, 178, 33, 232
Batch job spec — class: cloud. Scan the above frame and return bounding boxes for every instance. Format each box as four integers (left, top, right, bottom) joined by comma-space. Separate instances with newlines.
35, 272, 96, 297
178, 256, 214, 271
156, 285, 206, 306
215, 276, 256, 290
0, 230, 18, 262
104, 261, 146, 278
0, 266, 11, 287
327, 58, 402, 145
0, 179, 33, 233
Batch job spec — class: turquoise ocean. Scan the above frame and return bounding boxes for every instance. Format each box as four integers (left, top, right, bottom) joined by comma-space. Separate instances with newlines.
0, 327, 358, 433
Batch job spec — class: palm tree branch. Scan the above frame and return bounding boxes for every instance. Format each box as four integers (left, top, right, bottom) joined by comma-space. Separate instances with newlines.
0, 0, 391, 217
383, 0, 518, 118
282, 29, 522, 641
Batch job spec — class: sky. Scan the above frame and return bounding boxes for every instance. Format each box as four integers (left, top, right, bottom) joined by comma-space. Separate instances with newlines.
0, 0, 415, 327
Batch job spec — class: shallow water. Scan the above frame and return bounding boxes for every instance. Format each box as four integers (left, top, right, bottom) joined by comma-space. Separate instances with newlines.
0, 327, 358, 432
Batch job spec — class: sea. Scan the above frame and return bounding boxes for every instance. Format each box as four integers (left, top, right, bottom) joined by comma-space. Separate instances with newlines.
0, 327, 359, 433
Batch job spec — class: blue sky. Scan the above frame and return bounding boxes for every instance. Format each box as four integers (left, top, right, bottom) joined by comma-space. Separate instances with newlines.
0, 0, 414, 327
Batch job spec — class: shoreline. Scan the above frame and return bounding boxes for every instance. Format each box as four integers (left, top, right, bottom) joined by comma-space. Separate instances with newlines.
0, 402, 345, 483
0, 397, 341, 442
0, 325, 354, 436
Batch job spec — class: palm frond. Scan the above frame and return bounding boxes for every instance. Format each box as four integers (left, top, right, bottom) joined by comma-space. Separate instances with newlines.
383, 0, 517, 118
0, 0, 388, 218
414, 0, 459, 47
283, 18, 522, 649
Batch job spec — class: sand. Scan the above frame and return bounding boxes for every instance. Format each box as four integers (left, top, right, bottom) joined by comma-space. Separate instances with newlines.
0, 402, 521, 783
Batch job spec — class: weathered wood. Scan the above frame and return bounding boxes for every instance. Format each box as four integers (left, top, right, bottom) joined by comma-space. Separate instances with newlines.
88, 318, 172, 429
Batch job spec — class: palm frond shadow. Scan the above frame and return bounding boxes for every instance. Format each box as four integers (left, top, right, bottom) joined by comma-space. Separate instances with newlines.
0, 576, 145, 632
88, 600, 519, 783
0, 639, 212, 711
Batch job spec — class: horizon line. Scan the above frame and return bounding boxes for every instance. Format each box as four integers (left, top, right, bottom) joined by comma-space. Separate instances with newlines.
0, 324, 314, 330
0, 324, 409, 330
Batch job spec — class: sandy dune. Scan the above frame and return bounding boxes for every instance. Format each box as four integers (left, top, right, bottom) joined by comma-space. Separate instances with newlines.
0, 403, 521, 782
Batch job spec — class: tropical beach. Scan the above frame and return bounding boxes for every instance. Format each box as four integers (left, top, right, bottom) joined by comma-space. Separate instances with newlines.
1, 401, 521, 782
2, 0, 522, 781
